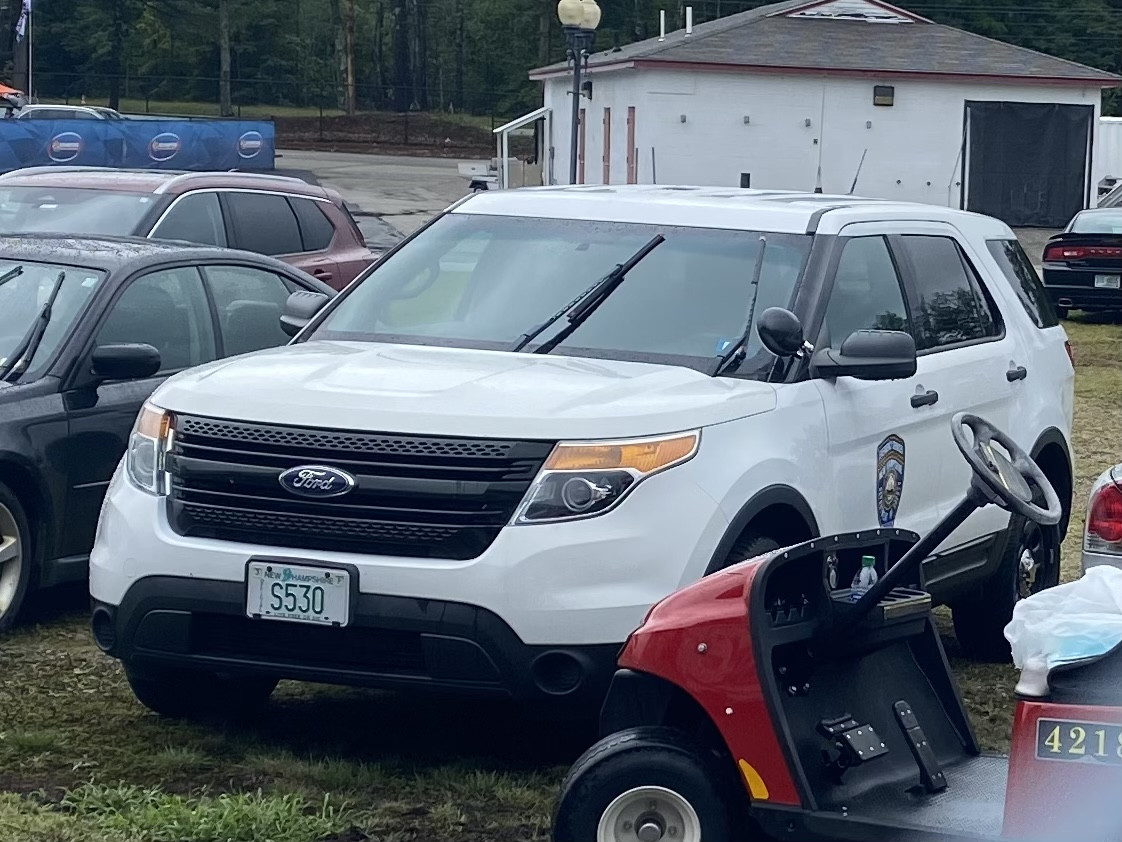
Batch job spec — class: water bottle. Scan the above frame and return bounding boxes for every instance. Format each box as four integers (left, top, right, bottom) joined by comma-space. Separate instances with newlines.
850, 555, 878, 602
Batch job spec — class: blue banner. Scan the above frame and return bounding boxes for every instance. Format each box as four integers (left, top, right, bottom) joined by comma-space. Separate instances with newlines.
0, 118, 275, 172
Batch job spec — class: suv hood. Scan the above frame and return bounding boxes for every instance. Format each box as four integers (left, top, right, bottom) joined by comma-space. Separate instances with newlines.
153, 340, 777, 440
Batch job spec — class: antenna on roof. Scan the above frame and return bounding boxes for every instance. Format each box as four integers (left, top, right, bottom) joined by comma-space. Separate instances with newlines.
659, 9, 666, 40
685, 5, 693, 34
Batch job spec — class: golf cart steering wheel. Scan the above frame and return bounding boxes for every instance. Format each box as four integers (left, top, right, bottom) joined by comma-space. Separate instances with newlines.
951, 413, 1061, 526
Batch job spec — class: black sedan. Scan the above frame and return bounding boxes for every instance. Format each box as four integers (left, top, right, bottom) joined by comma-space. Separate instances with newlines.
1041, 208, 1122, 317
0, 235, 334, 631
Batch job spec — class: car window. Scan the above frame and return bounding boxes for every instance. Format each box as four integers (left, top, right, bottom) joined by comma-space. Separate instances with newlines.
899, 235, 999, 351
224, 192, 301, 256
96, 267, 217, 374
1069, 211, 1122, 234
313, 214, 813, 375
290, 197, 335, 252
202, 264, 299, 356
150, 192, 227, 247
985, 239, 1059, 329
820, 236, 911, 350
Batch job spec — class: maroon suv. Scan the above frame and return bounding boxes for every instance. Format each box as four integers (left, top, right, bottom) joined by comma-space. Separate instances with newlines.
0, 167, 377, 290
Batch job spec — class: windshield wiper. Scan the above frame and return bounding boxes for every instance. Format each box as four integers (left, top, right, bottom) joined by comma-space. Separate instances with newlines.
707, 236, 767, 377
0, 265, 23, 290
0, 270, 64, 383
510, 234, 665, 354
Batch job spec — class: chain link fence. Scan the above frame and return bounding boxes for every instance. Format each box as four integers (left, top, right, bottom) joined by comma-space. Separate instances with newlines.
32, 72, 537, 157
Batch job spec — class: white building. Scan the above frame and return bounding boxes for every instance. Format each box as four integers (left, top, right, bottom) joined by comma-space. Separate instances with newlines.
528, 0, 1121, 227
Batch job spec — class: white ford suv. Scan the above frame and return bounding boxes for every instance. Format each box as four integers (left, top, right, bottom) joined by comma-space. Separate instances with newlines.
89, 186, 1074, 717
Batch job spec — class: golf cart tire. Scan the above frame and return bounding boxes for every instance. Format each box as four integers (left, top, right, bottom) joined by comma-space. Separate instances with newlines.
952, 513, 1060, 663
553, 726, 742, 842
124, 661, 278, 720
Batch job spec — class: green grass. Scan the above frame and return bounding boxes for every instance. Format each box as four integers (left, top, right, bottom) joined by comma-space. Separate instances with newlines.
0, 316, 1117, 839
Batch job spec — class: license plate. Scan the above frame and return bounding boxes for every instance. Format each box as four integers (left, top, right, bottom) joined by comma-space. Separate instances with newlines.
245, 561, 351, 627
1036, 718, 1122, 765
1094, 274, 1120, 289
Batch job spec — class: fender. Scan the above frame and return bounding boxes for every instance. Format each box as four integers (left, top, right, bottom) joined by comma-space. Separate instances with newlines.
705, 485, 819, 574
1028, 426, 1073, 538
0, 449, 56, 564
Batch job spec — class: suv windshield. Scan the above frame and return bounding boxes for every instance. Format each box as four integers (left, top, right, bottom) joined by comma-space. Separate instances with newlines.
0, 260, 104, 380
312, 214, 813, 375
0, 187, 155, 236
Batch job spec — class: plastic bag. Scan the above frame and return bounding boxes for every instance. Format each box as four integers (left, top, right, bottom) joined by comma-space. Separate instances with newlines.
1004, 565, 1122, 697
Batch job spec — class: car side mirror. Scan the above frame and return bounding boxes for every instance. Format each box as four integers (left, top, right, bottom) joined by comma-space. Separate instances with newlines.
757, 307, 805, 357
281, 290, 331, 338
810, 330, 917, 381
91, 343, 161, 381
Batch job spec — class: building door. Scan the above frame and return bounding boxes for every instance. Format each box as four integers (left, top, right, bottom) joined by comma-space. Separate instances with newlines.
626, 106, 637, 184
964, 101, 1093, 227
602, 107, 611, 184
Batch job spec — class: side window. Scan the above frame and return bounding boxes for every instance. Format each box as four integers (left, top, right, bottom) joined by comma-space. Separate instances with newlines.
96, 267, 217, 374
900, 235, 1000, 350
821, 236, 911, 350
203, 265, 298, 357
985, 239, 1059, 329
224, 192, 302, 256
289, 197, 336, 252
150, 192, 228, 247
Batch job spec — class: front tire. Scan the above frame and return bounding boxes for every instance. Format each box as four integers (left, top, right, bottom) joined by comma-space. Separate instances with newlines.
952, 513, 1061, 662
553, 727, 740, 842
124, 661, 278, 720
0, 482, 34, 635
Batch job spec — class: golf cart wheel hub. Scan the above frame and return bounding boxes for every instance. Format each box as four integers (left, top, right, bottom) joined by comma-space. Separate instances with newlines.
597, 786, 701, 842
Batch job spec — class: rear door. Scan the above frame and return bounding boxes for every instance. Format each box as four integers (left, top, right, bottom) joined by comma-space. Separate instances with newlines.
890, 227, 1017, 582
812, 232, 946, 547
221, 191, 341, 289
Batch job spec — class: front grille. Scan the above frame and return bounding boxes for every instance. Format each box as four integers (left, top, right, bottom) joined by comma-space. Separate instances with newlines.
168, 415, 554, 559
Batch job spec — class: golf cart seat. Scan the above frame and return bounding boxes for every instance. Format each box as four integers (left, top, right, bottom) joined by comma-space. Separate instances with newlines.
1044, 639, 1122, 706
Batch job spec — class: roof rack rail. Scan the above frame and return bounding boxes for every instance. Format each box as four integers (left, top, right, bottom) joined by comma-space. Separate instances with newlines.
152, 170, 309, 195
0, 165, 121, 180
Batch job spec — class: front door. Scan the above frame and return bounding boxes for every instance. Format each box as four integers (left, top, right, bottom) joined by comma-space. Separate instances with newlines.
61, 265, 218, 557
813, 233, 946, 556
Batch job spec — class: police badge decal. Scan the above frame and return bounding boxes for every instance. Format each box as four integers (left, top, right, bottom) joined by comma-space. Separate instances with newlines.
877, 434, 905, 527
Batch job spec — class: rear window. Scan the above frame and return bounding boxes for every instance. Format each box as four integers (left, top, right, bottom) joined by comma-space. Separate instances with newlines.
1070, 211, 1122, 234
985, 239, 1059, 329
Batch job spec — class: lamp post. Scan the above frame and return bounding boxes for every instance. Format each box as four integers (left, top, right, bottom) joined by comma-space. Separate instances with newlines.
557, 0, 600, 185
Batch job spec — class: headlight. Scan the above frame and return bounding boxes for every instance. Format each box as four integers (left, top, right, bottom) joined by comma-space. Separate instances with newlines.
125, 403, 174, 495
513, 432, 699, 524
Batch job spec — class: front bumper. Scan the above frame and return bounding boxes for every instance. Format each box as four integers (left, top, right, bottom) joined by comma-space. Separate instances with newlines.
91, 577, 620, 704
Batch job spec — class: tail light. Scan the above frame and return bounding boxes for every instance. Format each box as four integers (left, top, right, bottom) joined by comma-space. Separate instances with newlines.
1086, 481, 1122, 552
1043, 244, 1122, 261
1065, 340, 1074, 367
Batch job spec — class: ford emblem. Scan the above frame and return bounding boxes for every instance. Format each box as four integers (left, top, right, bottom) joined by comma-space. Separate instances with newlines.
278, 465, 356, 498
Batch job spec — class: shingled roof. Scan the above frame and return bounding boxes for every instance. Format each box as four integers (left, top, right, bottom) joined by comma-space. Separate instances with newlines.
529, 0, 1122, 85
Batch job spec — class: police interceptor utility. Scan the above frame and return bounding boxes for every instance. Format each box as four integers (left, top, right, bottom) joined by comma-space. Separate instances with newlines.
88, 186, 1074, 717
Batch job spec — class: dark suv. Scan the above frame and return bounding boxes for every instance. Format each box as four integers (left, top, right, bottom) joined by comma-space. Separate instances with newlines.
0, 167, 376, 290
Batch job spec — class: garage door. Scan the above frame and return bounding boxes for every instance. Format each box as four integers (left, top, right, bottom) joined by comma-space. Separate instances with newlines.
964, 101, 1093, 228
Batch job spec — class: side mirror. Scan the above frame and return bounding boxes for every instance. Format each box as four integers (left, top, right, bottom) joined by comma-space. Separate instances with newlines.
810, 330, 916, 381
757, 307, 804, 357
281, 290, 331, 338
91, 343, 161, 381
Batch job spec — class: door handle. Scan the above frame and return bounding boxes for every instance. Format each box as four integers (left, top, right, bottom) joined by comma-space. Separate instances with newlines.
910, 390, 939, 408
312, 268, 333, 282
1006, 365, 1028, 382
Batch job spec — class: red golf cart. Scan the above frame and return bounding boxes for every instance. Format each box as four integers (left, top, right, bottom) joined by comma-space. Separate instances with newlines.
554, 413, 1122, 842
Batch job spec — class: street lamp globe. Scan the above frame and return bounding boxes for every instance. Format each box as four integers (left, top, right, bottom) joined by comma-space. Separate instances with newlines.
580, 0, 602, 30
557, 0, 584, 27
